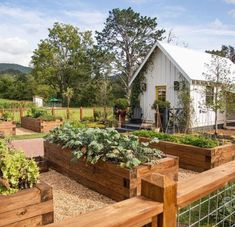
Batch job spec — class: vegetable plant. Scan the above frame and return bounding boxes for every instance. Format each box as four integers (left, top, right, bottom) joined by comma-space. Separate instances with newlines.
26, 107, 62, 121
46, 123, 164, 169
0, 140, 39, 195
132, 130, 220, 148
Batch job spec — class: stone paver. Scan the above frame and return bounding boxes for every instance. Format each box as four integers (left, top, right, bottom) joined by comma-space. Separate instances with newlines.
11, 138, 44, 157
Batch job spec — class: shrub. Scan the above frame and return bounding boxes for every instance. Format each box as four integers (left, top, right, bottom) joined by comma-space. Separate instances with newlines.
93, 110, 102, 122
46, 124, 164, 169
26, 107, 61, 121
0, 140, 39, 195
152, 100, 170, 112
132, 130, 220, 148
114, 98, 129, 110
1, 111, 14, 121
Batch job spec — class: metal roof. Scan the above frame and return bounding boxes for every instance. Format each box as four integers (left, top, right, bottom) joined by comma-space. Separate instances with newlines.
129, 41, 235, 86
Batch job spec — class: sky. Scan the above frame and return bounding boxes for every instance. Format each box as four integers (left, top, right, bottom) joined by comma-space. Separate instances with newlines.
0, 0, 235, 66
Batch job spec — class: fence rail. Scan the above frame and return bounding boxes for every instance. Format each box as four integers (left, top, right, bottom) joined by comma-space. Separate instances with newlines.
45, 160, 235, 227
0, 106, 113, 122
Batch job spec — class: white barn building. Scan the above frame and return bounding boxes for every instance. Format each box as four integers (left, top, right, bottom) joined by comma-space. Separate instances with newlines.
129, 41, 235, 130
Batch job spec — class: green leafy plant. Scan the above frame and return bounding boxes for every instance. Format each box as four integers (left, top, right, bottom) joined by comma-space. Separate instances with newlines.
152, 100, 170, 112
1, 111, 14, 121
0, 140, 39, 195
46, 123, 164, 169
26, 107, 61, 121
114, 98, 129, 110
132, 130, 220, 148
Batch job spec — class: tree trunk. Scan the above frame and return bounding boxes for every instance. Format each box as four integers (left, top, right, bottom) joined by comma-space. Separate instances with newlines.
215, 109, 218, 136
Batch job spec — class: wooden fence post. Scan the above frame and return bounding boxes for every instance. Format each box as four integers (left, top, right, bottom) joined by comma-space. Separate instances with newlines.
66, 108, 70, 120
80, 107, 83, 121
51, 107, 55, 117
141, 173, 177, 227
19, 107, 23, 118
93, 107, 96, 121
104, 106, 107, 120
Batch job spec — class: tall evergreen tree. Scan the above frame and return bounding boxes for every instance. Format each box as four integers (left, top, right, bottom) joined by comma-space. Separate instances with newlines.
96, 7, 165, 100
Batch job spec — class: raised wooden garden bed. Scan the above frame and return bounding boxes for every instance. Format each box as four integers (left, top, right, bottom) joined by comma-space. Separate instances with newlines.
139, 137, 235, 172
0, 182, 54, 226
44, 141, 178, 201
33, 156, 49, 173
21, 117, 62, 133
0, 121, 16, 136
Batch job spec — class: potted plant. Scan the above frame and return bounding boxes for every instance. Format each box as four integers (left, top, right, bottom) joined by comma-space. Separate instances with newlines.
152, 100, 170, 131
114, 98, 129, 124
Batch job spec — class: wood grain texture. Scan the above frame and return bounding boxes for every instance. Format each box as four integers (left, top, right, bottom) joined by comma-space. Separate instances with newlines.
177, 160, 235, 208
139, 137, 235, 172
0, 121, 16, 135
21, 117, 62, 133
141, 174, 177, 227
46, 196, 163, 227
44, 141, 178, 201
0, 182, 54, 226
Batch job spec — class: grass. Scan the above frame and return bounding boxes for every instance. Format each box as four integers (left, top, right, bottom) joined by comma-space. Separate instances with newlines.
10, 133, 47, 140
2, 107, 113, 123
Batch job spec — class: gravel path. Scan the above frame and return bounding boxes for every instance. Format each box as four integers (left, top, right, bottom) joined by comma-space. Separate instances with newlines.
178, 168, 198, 181
40, 168, 198, 222
39, 170, 114, 222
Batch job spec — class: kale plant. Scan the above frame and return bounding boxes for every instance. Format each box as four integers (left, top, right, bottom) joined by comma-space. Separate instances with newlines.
46, 123, 164, 169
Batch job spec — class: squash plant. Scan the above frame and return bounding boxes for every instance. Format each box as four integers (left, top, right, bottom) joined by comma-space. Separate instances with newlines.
46, 123, 164, 169
0, 140, 39, 195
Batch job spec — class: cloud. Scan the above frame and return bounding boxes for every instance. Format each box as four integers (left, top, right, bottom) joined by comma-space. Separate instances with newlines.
64, 10, 106, 26
0, 37, 31, 55
229, 9, 235, 17
224, 0, 235, 4
159, 5, 186, 19
209, 18, 227, 30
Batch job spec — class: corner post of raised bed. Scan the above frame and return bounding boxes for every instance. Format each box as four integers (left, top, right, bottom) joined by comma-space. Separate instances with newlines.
35, 182, 54, 225
141, 173, 177, 227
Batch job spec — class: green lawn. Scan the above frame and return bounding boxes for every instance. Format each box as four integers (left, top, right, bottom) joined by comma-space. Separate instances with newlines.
2, 107, 113, 123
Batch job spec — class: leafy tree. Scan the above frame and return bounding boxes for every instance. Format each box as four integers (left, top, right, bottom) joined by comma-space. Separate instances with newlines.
96, 7, 165, 100
203, 55, 235, 135
206, 45, 235, 63
31, 22, 93, 103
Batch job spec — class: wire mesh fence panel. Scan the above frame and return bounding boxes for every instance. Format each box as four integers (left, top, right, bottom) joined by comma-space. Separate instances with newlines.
177, 181, 235, 227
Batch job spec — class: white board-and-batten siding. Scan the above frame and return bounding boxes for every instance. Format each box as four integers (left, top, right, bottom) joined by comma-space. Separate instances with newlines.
138, 47, 226, 128
139, 47, 181, 122
190, 84, 225, 128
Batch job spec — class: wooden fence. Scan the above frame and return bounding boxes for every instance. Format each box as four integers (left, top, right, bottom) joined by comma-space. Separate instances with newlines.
0, 106, 113, 122
46, 160, 235, 227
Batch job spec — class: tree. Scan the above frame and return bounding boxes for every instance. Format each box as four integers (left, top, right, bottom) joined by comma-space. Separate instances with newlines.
96, 7, 165, 100
206, 45, 235, 63
31, 22, 93, 104
203, 55, 235, 135
63, 87, 74, 119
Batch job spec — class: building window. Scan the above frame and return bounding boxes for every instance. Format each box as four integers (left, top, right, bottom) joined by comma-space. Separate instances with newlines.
206, 86, 214, 105
156, 86, 166, 101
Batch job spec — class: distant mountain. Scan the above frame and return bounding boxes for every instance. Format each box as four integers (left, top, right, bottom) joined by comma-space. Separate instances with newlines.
0, 63, 32, 74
